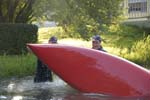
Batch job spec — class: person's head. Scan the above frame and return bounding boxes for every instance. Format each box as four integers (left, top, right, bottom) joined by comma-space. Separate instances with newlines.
48, 36, 57, 44
92, 35, 102, 49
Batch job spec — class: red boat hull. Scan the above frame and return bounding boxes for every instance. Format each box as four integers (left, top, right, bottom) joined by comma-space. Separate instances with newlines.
27, 44, 150, 96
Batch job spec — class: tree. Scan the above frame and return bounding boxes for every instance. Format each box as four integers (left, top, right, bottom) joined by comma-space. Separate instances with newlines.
0, 0, 123, 39
36, 0, 123, 39
0, 0, 36, 23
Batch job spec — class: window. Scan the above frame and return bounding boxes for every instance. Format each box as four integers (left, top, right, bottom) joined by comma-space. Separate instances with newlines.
128, 0, 147, 13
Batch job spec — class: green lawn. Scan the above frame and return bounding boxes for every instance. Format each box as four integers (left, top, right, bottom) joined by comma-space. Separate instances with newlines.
0, 54, 36, 79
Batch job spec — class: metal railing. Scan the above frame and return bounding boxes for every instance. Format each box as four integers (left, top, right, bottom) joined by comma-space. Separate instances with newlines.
124, 0, 150, 19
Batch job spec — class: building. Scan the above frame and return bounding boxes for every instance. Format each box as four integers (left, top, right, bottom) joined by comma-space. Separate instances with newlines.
124, 0, 150, 19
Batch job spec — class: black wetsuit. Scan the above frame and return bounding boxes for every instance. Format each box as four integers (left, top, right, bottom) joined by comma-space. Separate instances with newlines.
97, 46, 107, 52
34, 59, 53, 83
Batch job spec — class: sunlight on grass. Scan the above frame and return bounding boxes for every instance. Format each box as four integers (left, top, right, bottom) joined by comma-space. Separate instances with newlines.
38, 27, 130, 55
59, 38, 91, 48
38, 27, 92, 48
38, 27, 52, 43
38, 27, 63, 43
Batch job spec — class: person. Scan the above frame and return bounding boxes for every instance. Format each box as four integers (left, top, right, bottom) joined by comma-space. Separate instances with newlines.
92, 35, 106, 52
34, 36, 57, 83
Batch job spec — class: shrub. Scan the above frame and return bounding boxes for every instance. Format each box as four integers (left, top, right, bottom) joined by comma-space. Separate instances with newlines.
107, 24, 148, 49
123, 36, 150, 69
131, 36, 150, 68
0, 23, 38, 55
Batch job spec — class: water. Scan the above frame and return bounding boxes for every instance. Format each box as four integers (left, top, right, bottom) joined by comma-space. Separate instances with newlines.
0, 76, 150, 100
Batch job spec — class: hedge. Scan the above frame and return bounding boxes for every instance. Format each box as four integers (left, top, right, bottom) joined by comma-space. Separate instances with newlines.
0, 23, 38, 55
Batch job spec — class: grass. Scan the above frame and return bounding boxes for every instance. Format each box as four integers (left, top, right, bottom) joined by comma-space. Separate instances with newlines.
38, 27, 63, 43
0, 53, 36, 79
0, 25, 149, 79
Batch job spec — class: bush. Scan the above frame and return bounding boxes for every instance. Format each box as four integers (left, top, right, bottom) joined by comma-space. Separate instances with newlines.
0, 23, 38, 55
130, 36, 150, 69
107, 24, 148, 48
120, 36, 150, 69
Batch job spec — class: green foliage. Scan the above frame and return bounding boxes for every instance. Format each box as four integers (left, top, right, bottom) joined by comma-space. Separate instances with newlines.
100, 24, 150, 69
0, 0, 36, 23
0, 53, 36, 78
76, 0, 123, 24
33, 0, 52, 21
106, 24, 148, 48
0, 23, 38, 55
116, 36, 150, 69
38, 27, 66, 43
35, 0, 124, 40
129, 36, 150, 69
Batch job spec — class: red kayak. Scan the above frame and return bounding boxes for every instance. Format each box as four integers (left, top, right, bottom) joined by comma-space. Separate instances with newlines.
27, 44, 150, 97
